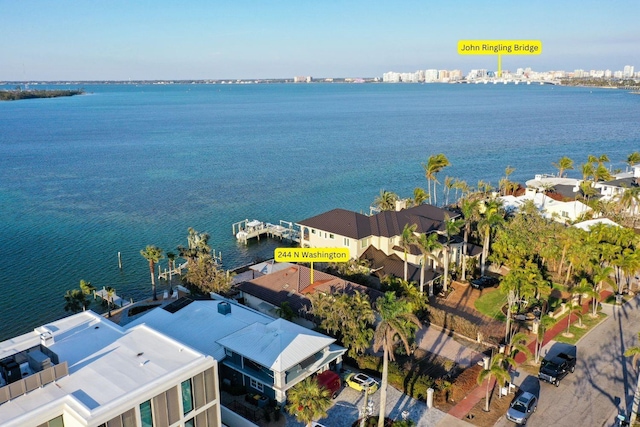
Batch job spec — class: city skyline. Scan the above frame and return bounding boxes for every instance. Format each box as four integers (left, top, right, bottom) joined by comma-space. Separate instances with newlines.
1, 0, 640, 81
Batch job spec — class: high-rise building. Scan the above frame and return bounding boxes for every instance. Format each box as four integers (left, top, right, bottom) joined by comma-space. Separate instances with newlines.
623, 65, 635, 78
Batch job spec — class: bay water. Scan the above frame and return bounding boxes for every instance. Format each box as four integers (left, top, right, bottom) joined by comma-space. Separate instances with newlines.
0, 82, 638, 341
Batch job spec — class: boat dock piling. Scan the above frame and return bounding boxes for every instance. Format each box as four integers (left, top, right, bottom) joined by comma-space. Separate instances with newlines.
232, 219, 300, 244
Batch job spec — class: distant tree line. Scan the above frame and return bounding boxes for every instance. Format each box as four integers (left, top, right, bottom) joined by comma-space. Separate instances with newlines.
0, 88, 84, 101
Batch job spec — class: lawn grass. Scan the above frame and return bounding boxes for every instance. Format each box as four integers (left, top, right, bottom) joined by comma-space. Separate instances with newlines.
554, 312, 608, 345
474, 289, 507, 321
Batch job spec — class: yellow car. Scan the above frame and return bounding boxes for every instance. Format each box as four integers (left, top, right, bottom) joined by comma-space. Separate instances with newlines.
345, 373, 379, 394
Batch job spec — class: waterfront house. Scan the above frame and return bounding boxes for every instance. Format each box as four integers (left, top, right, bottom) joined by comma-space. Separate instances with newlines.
296, 204, 471, 286
0, 311, 221, 427
235, 261, 384, 327
126, 297, 346, 407
499, 188, 591, 223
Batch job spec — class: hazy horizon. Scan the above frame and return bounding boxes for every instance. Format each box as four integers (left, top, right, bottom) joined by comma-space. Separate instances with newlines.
2, 0, 639, 81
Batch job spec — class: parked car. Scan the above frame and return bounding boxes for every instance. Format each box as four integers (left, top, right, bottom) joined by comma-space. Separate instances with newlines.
316, 370, 341, 399
470, 276, 499, 289
538, 351, 576, 386
506, 391, 538, 425
345, 373, 379, 394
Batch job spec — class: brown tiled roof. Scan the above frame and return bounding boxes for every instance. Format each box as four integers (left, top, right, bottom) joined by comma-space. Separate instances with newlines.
236, 264, 384, 316
360, 246, 441, 284
297, 209, 371, 239
297, 204, 459, 239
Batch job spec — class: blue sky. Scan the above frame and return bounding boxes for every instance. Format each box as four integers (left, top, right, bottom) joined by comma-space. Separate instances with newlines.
1, 0, 639, 80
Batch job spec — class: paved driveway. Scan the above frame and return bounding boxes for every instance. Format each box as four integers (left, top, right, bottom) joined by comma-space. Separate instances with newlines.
284, 369, 448, 427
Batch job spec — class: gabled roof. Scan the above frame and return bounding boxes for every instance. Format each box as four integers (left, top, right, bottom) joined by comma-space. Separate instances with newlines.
216, 318, 334, 372
297, 204, 459, 239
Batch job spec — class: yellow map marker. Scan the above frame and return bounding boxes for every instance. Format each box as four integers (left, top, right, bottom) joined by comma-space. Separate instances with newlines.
458, 40, 542, 77
274, 247, 349, 283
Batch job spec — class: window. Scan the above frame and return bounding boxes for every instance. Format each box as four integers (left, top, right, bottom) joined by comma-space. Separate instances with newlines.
561, 211, 569, 218
361, 238, 370, 249
47, 416, 64, 427
311, 229, 316, 234
250, 378, 264, 392
329, 233, 334, 239
182, 379, 194, 415
343, 237, 350, 246
140, 400, 153, 427
185, 419, 195, 427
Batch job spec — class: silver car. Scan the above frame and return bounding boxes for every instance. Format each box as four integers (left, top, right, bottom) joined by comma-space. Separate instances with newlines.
506, 391, 538, 425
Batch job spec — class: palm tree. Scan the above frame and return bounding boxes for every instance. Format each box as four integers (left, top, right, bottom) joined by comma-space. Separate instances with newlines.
477, 353, 513, 412
412, 187, 429, 206
105, 286, 116, 317
422, 153, 450, 206
624, 332, 640, 425
534, 315, 556, 364
79, 279, 95, 311
507, 332, 531, 363
400, 223, 418, 281
373, 189, 399, 212
442, 215, 463, 293
444, 176, 454, 206
63, 289, 86, 313
141, 245, 164, 301
500, 166, 516, 196
415, 232, 442, 295
286, 377, 332, 427
627, 151, 640, 170
552, 156, 574, 178
478, 200, 504, 276
166, 252, 176, 292
459, 198, 479, 282
373, 292, 421, 427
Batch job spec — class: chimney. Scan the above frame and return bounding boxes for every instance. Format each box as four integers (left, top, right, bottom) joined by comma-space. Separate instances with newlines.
40, 328, 54, 347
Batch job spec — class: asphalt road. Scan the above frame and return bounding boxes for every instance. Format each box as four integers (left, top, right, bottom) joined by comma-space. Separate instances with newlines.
495, 297, 640, 427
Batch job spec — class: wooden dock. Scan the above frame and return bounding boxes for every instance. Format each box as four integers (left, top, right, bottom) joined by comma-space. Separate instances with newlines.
94, 287, 131, 308
232, 219, 300, 244
158, 261, 188, 281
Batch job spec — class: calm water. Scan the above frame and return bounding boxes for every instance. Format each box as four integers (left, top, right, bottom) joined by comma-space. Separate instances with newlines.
1, 83, 639, 340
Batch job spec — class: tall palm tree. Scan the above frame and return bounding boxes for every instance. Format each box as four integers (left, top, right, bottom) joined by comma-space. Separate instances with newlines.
477, 353, 513, 412
422, 153, 450, 206
400, 223, 418, 281
500, 165, 516, 196
373, 292, 421, 427
415, 232, 442, 295
141, 245, 164, 301
459, 198, 479, 282
624, 332, 640, 425
534, 315, 556, 364
478, 200, 504, 276
627, 151, 640, 169
442, 215, 463, 293
166, 252, 176, 292
412, 187, 428, 206
286, 377, 332, 427
373, 189, 399, 212
552, 156, 574, 178
79, 279, 95, 296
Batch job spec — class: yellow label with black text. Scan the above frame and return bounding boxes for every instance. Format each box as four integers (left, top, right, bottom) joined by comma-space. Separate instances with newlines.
274, 247, 350, 263
458, 40, 542, 55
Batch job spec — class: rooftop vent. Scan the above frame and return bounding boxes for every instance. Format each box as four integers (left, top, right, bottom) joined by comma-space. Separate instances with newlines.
218, 302, 231, 315
40, 329, 54, 347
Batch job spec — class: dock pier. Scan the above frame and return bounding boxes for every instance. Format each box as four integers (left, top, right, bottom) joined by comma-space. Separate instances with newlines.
232, 219, 300, 244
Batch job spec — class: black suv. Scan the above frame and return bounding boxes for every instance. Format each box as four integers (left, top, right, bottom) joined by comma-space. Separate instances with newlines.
470, 276, 499, 289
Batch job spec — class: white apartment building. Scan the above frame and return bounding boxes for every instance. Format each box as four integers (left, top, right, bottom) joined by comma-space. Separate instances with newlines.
0, 311, 221, 427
